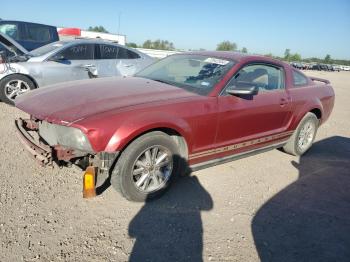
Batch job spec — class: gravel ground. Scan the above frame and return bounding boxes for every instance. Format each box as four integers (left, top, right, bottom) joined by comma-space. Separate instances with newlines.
0, 71, 349, 262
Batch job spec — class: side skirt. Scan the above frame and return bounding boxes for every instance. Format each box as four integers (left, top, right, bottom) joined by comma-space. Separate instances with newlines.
189, 141, 287, 172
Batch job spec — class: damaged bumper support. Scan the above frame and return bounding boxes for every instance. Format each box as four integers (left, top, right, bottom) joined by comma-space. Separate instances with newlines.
15, 118, 92, 166
15, 118, 53, 166
15, 118, 119, 198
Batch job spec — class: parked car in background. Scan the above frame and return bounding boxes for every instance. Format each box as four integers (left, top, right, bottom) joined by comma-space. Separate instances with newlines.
0, 20, 59, 51
332, 65, 341, 72
311, 64, 321, 71
0, 39, 154, 104
290, 62, 303, 70
14, 52, 335, 201
326, 65, 334, 71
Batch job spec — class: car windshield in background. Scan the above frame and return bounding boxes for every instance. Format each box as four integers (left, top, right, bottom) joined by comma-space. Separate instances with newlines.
29, 41, 66, 57
136, 54, 235, 95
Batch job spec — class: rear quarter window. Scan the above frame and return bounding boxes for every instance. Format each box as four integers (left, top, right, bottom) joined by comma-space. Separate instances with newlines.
293, 70, 308, 87
99, 44, 118, 59
117, 47, 140, 59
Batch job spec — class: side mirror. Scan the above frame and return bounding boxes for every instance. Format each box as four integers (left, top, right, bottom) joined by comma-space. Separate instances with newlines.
226, 86, 258, 96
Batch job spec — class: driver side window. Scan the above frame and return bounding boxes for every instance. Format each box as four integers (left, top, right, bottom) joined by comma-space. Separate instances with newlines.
53, 44, 94, 60
226, 64, 284, 92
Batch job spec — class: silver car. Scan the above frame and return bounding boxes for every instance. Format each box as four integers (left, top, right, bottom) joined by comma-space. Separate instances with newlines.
0, 35, 154, 104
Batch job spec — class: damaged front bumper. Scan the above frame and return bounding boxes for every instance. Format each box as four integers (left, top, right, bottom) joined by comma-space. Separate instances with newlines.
15, 118, 90, 167
15, 118, 53, 166
15, 118, 119, 169
15, 118, 119, 197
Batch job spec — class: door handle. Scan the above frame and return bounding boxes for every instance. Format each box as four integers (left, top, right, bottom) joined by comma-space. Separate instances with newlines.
79, 64, 96, 70
280, 98, 288, 107
80, 64, 98, 77
83, 64, 96, 68
124, 64, 134, 68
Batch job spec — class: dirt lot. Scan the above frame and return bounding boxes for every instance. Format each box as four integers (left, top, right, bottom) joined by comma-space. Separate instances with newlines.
0, 71, 349, 262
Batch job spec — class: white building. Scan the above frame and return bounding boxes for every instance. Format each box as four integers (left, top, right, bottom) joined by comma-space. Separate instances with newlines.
57, 27, 126, 45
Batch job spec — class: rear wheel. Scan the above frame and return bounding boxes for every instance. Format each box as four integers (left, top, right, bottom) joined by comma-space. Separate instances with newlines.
110, 131, 180, 202
0, 74, 35, 105
283, 112, 319, 156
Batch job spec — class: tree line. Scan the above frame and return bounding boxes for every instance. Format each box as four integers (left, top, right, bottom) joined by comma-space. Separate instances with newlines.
215, 41, 349, 65
86, 27, 350, 65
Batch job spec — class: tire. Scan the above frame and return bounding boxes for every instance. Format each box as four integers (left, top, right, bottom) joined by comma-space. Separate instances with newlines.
110, 131, 181, 202
0, 74, 36, 105
283, 112, 319, 156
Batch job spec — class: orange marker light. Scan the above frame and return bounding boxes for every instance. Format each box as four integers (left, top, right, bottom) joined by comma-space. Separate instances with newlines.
83, 166, 96, 198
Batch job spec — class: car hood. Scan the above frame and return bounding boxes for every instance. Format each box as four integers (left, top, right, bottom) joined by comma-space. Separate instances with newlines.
0, 32, 28, 56
15, 77, 198, 124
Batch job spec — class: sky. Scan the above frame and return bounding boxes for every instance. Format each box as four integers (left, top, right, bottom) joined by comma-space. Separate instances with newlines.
2, 0, 350, 59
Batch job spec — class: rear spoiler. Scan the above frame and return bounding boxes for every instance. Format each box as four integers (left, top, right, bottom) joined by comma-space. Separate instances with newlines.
310, 77, 330, 84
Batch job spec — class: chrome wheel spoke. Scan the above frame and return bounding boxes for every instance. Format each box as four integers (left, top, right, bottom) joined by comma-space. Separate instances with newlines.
133, 167, 144, 176
145, 150, 152, 164
8, 90, 18, 99
136, 173, 149, 188
156, 170, 166, 181
156, 159, 170, 168
136, 160, 146, 168
16, 80, 23, 89
151, 147, 159, 163
152, 172, 160, 185
155, 152, 168, 165
141, 175, 151, 191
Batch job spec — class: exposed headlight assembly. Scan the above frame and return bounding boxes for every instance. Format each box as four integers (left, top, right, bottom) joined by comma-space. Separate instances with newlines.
39, 121, 93, 152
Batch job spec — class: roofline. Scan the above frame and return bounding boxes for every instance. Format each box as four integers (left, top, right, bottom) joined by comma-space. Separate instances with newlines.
0, 20, 56, 28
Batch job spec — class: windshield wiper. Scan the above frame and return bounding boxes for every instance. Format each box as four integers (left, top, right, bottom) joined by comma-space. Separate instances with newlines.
150, 78, 174, 85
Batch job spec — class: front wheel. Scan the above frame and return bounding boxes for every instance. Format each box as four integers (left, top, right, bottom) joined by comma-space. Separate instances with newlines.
0, 74, 36, 105
110, 131, 180, 202
283, 112, 319, 156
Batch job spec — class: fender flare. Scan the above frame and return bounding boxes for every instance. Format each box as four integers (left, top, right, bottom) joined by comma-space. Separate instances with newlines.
289, 98, 323, 130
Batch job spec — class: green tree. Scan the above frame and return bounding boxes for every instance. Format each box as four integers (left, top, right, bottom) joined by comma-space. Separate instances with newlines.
324, 54, 332, 64
126, 42, 138, 48
142, 40, 153, 49
87, 26, 109, 33
284, 49, 291, 61
290, 53, 302, 61
142, 39, 175, 50
216, 41, 237, 51
241, 47, 248, 53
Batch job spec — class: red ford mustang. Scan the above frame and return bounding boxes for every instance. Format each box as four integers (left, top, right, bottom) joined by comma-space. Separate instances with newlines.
14, 52, 335, 201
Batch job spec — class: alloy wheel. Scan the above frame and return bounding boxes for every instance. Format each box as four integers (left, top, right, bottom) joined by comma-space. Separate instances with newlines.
297, 120, 316, 152
131, 145, 173, 193
5, 79, 30, 101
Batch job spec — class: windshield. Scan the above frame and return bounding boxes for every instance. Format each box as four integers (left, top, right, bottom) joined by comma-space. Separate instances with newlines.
136, 54, 235, 95
29, 41, 66, 57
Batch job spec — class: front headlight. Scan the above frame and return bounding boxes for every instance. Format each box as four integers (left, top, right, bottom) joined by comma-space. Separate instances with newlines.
39, 121, 93, 152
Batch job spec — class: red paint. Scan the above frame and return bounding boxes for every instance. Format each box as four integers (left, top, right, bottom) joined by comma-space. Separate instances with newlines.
15, 52, 335, 165
57, 28, 81, 36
